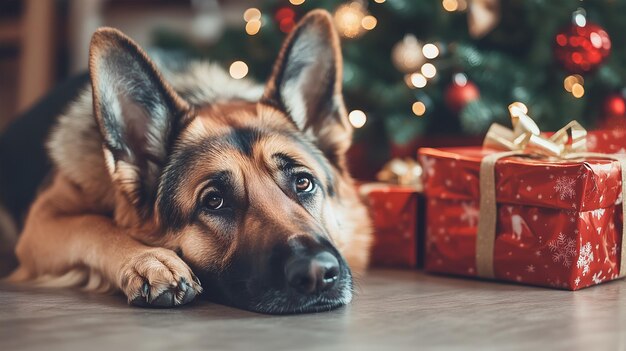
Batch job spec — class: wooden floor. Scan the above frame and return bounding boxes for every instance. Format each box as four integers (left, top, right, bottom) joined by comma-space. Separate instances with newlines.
1, 269, 625, 351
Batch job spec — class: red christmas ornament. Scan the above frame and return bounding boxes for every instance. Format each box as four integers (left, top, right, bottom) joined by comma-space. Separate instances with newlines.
599, 94, 626, 130
604, 94, 626, 117
554, 22, 611, 73
275, 7, 296, 33
445, 74, 480, 113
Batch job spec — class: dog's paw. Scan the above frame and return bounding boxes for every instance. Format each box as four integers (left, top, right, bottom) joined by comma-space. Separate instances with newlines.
119, 248, 202, 308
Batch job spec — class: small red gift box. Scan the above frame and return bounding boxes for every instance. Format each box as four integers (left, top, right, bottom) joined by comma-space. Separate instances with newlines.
418, 146, 625, 290
358, 183, 421, 268
586, 129, 626, 153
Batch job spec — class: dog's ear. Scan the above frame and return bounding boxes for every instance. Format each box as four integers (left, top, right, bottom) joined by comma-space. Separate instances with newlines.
262, 10, 352, 168
89, 28, 191, 214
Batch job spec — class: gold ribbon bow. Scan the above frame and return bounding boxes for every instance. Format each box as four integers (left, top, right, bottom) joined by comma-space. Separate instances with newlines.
376, 157, 423, 191
476, 103, 626, 282
483, 102, 587, 157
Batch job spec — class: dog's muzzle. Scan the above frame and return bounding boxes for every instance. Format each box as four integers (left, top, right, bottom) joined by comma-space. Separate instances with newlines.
200, 235, 353, 314
284, 250, 340, 295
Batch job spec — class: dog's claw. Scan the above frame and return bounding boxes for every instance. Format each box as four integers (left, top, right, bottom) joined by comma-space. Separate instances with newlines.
141, 282, 150, 298
132, 278, 198, 308
121, 249, 202, 308
178, 277, 188, 290
191, 274, 201, 286
191, 274, 202, 286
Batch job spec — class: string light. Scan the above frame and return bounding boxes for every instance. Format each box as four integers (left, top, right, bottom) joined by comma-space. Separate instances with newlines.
572, 83, 585, 98
563, 74, 584, 92
410, 73, 427, 88
229, 61, 248, 79
333, 2, 368, 39
453, 73, 468, 87
422, 43, 440, 59
412, 101, 426, 116
573, 8, 587, 27
243, 8, 261, 22
442, 0, 459, 12
391, 34, 425, 73
361, 15, 377, 30
348, 110, 367, 128
421, 63, 437, 78
243, 8, 262, 35
563, 74, 585, 98
574, 13, 586, 27
289, 0, 305, 5
246, 20, 261, 35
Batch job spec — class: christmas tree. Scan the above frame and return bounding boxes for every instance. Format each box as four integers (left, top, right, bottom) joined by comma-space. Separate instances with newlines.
154, 0, 626, 169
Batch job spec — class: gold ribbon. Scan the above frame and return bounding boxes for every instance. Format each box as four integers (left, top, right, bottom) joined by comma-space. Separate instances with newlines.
477, 103, 626, 281
483, 102, 588, 157
376, 157, 423, 191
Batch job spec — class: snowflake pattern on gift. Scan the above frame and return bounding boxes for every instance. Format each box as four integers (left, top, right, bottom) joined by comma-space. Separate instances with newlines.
507, 207, 528, 240
577, 242, 594, 276
461, 202, 479, 227
554, 176, 576, 200
592, 270, 605, 284
548, 233, 576, 267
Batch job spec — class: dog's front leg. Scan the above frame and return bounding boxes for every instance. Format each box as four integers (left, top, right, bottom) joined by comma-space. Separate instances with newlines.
11, 175, 202, 307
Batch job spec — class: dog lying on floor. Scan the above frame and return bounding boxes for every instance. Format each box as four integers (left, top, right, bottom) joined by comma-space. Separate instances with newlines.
0, 10, 372, 314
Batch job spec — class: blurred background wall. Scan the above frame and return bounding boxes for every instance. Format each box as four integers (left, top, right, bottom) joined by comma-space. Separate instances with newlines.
0, 0, 248, 131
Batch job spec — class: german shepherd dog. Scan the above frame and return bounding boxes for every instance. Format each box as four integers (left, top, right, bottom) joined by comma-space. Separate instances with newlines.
0, 10, 372, 314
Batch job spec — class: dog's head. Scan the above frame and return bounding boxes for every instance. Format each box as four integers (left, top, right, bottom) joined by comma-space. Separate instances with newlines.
88, 10, 366, 314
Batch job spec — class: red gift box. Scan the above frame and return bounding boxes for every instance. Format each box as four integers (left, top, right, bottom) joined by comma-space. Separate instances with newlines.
419, 146, 624, 290
358, 183, 420, 268
586, 129, 626, 154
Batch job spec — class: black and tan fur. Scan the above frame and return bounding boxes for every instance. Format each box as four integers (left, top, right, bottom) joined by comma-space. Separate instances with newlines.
2, 10, 372, 314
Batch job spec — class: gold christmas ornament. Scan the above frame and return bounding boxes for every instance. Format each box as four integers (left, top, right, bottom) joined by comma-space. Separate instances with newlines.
468, 0, 501, 38
391, 34, 426, 73
334, 2, 368, 39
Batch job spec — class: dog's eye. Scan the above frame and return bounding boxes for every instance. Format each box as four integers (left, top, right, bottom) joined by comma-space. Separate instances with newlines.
295, 175, 314, 193
204, 193, 224, 210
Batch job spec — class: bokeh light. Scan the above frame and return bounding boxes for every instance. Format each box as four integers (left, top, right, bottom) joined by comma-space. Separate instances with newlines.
412, 101, 426, 116
243, 8, 261, 22
442, 0, 459, 12
410, 73, 427, 88
572, 83, 585, 98
229, 61, 249, 79
348, 110, 367, 128
422, 43, 440, 59
361, 16, 377, 30
421, 63, 437, 78
245, 20, 261, 35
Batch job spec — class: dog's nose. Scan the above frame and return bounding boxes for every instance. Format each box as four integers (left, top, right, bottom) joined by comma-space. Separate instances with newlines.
285, 251, 340, 294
